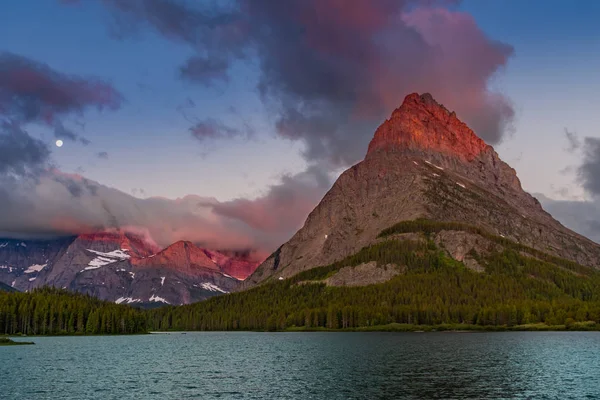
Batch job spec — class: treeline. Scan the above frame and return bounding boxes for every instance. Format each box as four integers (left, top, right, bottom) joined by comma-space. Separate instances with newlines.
3, 221, 600, 334
145, 238, 600, 332
0, 288, 147, 335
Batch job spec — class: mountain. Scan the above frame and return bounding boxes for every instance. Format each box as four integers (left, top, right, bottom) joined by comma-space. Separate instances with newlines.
0, 232, 259, 305
0, 281, 16, 292
245, 93, 600, 288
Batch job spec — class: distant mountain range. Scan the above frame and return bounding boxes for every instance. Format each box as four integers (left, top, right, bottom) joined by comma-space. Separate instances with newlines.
0, 232, 259, 305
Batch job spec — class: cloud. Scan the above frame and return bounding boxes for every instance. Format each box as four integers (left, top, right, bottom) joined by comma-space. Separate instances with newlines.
539, 133, 600, 245
0, 52, 122, 125
97, 151, 109, 159
537, 194, 600, 244
0, 121, 51, 178
0, 169, 315, 259
208, 166, 330, 233
189, 118, 252, 141
578, 137, 600, 197
180, 56, 230, 86
83, 0, 514, 166
564, 128, 580, 153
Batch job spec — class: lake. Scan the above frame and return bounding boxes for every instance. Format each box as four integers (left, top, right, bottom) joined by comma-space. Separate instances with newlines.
2, 332, 599, 399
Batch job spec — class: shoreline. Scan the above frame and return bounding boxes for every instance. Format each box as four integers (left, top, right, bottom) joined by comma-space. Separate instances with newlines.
0, 337, 34, 346
4, 322, 600, 337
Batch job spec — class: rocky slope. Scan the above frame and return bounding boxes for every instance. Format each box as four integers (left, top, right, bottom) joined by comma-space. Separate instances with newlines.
245, 93, 600, 287
0, 233, 259, 305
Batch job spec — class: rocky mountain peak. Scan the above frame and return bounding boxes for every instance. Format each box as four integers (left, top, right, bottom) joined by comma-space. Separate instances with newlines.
244, 92, 600, 289
133, 240, 219, 272
367, 93, 490, 162
76, 231, 159, 258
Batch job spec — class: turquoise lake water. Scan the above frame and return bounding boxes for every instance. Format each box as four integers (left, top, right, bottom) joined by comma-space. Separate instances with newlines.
2, 332, 599, 399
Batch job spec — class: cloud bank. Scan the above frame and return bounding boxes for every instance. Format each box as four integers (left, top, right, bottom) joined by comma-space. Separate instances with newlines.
0, 170, 313, 260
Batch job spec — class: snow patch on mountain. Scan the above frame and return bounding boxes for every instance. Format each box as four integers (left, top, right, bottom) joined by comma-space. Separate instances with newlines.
85, 249, 131, 270
86, 256, 117, 269
24, 264, 47, 274
87, 249, 131, 259
149, 294, 169, 304
115, 297, 142, 304
221, 272, 242, 281
198, 282, 227, 293
424, 160, 444, 170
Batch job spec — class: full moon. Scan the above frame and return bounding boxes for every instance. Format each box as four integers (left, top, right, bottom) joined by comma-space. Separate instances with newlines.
55, 140, 64, 148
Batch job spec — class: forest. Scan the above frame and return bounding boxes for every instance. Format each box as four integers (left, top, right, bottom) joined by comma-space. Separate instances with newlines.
0, 288, 147, 335
2, 220, 600, 334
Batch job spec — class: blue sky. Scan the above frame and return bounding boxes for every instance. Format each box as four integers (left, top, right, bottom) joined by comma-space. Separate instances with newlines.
1, 0, 599, 202
461, 0, 600, 200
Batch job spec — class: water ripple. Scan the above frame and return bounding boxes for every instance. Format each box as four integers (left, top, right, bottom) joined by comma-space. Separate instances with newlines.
1, 332, 599, 399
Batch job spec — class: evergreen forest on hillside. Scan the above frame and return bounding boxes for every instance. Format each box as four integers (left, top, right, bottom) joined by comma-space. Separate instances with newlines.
2, 220, 600, 334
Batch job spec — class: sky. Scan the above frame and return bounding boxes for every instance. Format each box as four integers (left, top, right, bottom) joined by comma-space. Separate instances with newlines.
1, 0, 600, 255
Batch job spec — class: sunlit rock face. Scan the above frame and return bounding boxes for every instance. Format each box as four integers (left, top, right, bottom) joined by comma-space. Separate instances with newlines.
368, 93, 489, 162
245, 93, 600, 288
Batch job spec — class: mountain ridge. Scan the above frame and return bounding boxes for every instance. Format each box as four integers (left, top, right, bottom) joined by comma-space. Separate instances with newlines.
0, 232, 259, 305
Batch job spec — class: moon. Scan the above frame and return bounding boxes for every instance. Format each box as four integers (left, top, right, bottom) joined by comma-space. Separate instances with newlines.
55, 140, 64, 148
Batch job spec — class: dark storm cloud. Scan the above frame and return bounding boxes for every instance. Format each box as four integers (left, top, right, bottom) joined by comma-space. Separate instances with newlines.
180, 56, 230, 86
578, 137, 600, 196
537, 194, 600, 244
538, 133, 600, 245
189, 118, 251, 141
0, 121, 51, 177
0, 52, 123, 125
82, 0, 514, 166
